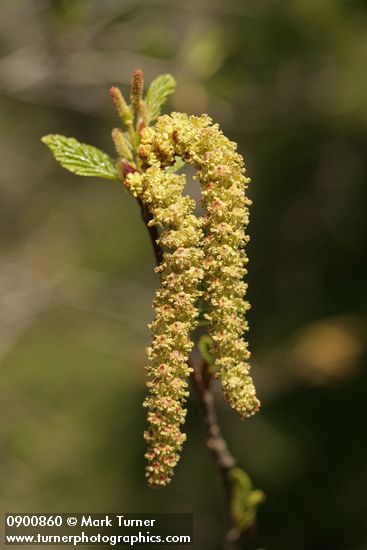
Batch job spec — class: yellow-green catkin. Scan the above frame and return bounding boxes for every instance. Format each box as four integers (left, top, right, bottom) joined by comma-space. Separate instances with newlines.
125, 165, 204, 487
139, 113, 260, 419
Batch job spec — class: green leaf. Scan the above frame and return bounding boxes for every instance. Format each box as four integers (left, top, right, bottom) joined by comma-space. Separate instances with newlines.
229, 467, 265, 532
145, 74, 176, 123
165, 156, 185, 174
41, 134, 119, 180
198, 335, 214, 366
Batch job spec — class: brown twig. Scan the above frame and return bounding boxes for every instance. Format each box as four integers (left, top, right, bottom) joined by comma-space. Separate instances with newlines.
190, 356, 236, 472
137, 197, 163, 265
190, 356, 239, 547
190, 356, 251, 549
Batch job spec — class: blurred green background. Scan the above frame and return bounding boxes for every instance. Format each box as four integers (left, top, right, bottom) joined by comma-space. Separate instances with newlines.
1, 1, 366, 549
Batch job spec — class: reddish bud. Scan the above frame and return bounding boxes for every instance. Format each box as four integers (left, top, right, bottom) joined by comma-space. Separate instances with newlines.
172, 130, 179, 143
117, 159, 137, 181
131, 69, 144, 106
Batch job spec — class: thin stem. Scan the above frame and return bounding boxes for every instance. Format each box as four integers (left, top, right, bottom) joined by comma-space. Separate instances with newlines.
190, 356, 237, 548
190, 357, 248, 549
137, 197, 163, 265
190, 356, 236, 473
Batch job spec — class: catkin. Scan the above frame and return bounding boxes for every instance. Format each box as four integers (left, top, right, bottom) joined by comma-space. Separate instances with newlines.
139, 113, 260, 419
126, 165, 204, 487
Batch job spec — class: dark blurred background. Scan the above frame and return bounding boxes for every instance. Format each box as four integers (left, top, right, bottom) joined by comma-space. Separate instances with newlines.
0, 1, 366, 549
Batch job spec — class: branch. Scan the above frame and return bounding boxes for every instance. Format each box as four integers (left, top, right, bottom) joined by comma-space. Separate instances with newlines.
190, 356, 236, 472
137, 197, 163, 265
190, 356, 255, 549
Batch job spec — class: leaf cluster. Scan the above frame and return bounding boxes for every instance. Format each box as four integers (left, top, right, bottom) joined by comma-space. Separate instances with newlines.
42, 73, 176, 178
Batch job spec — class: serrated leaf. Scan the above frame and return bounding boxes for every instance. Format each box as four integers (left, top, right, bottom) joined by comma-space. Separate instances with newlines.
145, 74, 176, 123
41, 134, 118, 180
